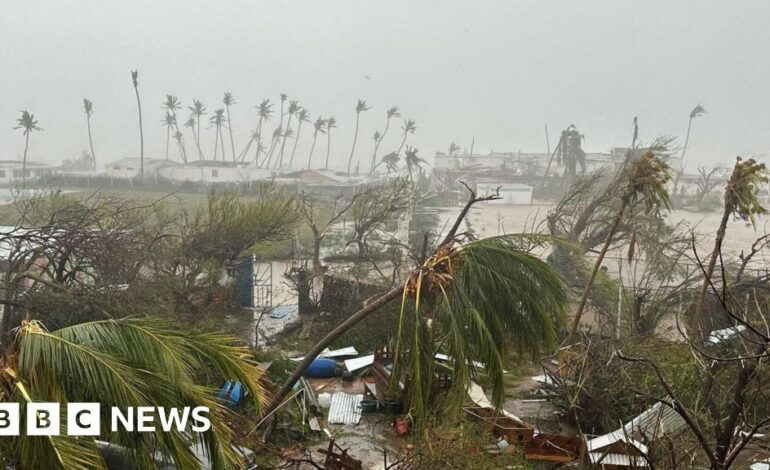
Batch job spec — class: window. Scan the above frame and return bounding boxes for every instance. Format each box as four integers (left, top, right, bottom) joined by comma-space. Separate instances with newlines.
212, 169, 219, 178
12, 170, 29, 178
126, 167, 134, 171
0, 170, 6, 178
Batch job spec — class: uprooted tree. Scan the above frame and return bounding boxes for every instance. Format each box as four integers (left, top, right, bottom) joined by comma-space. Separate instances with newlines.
265, 182, 568, 422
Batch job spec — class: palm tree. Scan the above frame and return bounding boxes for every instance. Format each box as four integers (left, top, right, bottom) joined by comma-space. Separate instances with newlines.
188, 99, 207, 160
371, 105, 400, 173
262, 127, 282, 168
324, 116, 337, 170
242, 99, 273, 165
13, 110, 43, 187
398, 118, 417, 154
289, 107, 310, 167
404, 146, 427, 183
566, 151, 672, 342
0, 317, 266, 469
130, 70, 143, 181
693, 157, 768, 328
223, 92, 237, 161
183, 116, 199, 162
270, 231, 566, 418
277, 100, 300, 167
672, 104, 707, 196
264, 94, 287, 167
379, 151, 400, 173
83, 99, 96, 169
163, 95, 187, 163
162, 112, 176, 160
306, 116, 327, 169
210, 109, 226, 161
347, 99, 371, 174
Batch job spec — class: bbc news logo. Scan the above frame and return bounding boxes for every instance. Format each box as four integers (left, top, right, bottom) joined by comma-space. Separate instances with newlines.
0, 404, 211, 436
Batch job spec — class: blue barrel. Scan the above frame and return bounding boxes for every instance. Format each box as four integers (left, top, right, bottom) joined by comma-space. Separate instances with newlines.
304, 358, 337, 378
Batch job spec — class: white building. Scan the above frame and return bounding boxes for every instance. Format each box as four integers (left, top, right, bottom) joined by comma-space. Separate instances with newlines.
0, 160, 54, 184
106, 158, 179, 179
158, 161, 277, 183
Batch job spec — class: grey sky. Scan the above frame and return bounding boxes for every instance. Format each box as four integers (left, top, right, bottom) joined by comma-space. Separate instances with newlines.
1, 0, 769, 170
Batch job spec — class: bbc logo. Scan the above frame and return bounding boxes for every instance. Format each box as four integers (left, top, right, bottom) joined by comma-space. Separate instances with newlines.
0, 403, 100, 436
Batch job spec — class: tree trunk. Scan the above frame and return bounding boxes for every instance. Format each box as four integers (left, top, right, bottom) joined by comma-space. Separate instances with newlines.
87, 115, 96, 169
694, 205, 731, 332
133, 85, 144, 182
265, 285, 404, 416
21, 133, 29, 187
277, 114, 294, 168
289, 121, 303, 167
312, 235, 322, 274
307, 133, 318, 169
213, 127, 220, 160
165, 127, 170, 161
226, 105, 236, 161
347, 113, 360, 174
566, 196, 629, 343
325, 130, 332, 170
197, 120, 203, 160
671, 117, 694, 197
371, 117, 390, 174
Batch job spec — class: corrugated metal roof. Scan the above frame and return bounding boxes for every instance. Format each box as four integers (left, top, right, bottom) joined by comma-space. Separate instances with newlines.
622, 401, 687, 441
586, 431, 648, 455
327, 393, 363, 425
588, 452, 649, 467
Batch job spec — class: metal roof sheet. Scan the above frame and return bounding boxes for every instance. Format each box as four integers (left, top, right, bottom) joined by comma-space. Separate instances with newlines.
327, 393, 363, 425
588, 452, 649, 467
622, 401, 687, 441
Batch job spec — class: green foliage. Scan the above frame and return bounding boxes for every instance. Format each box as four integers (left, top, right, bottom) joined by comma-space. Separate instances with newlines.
724, 157, 769, 226
393, 235, 567, 420
1, 318, 266, 470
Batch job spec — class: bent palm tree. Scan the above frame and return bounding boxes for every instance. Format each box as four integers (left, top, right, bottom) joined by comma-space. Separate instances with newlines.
404, 146, 427, 183
398, 119, 417, 154
223, 92, 237, 161
264, 94, 287, 168
210, 109, 226, 161
325, 116, 337, 170
347, 99, 371, 174
244, 99, 273, 165
290, 107, 310, 167
163, 95, 187, 163
130, 71, 143, 180
0, 318, 266, 470
14, 110, 43, 187
268, 188, 567, 419
371, 105, 400, 173
306, 117, 326, 169
162, 112, 176, 160
277, 100, 300, 167
188, 99, 208, 160
83, 99, 96, 169
693, 157, 768, 327
566, 151, 672, 342
672, 104, 707, 196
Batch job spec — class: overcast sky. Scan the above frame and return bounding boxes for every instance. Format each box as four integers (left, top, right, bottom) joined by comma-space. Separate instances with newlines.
1, 0, 768, 171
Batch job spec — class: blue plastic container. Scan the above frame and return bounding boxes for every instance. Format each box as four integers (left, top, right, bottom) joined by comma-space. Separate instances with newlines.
304, 358, 337, 378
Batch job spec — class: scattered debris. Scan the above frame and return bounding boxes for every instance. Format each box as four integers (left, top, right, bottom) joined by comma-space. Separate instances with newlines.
317, 439, 363, 470
344, 354, 375, 372
621, 401, 687, 442
327, 392, 363, 425
586, 431, 649, 468
707, 324, 747, 344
